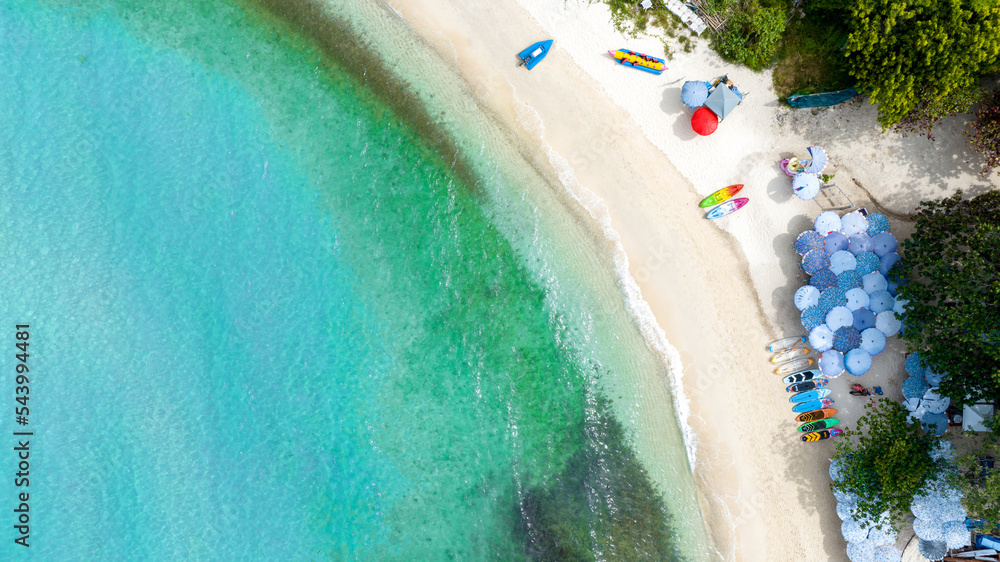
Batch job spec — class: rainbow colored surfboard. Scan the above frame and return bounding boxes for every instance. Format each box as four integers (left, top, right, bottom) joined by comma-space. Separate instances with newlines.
699, 184, 744, 208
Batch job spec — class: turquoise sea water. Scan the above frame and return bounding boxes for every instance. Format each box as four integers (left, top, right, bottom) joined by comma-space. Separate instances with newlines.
0, 0, 710, 559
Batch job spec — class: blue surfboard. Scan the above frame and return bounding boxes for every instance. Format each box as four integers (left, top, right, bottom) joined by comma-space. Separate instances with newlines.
792, 398, 834, 413
790, 388, 831, 404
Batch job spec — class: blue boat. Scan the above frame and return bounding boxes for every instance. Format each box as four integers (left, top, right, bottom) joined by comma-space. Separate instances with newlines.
517, 40, 553, 70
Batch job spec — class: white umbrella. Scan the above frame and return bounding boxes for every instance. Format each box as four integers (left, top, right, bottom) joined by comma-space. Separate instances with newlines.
872, 545, 901, 562
809, 324, 835, 352
827, 306, 854, 331
794, 285, 821, 310
830, 250, 858, 274
845, 288, 870, 311
849, 233, 875, 255
876, 311, 901, 337
942, 520, 971, 549
843, 519, 869, 542
845, 349, 873, 376
841, 210, 869, 236
913, 517, 943, 541
793, 172, 821, 200
862, 272, 888, 293
820, 350, 846, 378
860, 328, 886, 355
815, 211, 842, 235
868, 291, 895, 314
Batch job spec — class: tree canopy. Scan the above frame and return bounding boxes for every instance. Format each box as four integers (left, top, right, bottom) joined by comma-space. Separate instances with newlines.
895, 190, 1000, 403
832, 400, 945, 528
843, 0, 1000, 128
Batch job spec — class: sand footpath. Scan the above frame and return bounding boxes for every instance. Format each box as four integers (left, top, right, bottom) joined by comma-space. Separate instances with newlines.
380, 0, 997, 559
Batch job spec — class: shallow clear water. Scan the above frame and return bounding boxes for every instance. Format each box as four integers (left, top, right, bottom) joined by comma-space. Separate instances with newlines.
0, 0, 709, 559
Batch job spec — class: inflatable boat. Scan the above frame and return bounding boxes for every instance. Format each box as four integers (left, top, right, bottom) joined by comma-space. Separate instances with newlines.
609, 49, 666, 75
517, 40, 553, 70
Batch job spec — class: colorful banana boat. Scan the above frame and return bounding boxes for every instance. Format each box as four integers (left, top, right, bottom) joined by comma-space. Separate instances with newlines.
608, 49, 666, 75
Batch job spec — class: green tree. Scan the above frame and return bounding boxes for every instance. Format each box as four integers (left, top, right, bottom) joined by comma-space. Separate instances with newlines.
969, 89, 1000, 176
843, 0, 1000, 128
895, 190, 1000, 403
953, 417, 1000, 524
832, 400, 945, 528
714, 1, 785, 71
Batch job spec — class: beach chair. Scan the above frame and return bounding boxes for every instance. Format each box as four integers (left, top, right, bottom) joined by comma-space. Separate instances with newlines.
640, 0, 653, 9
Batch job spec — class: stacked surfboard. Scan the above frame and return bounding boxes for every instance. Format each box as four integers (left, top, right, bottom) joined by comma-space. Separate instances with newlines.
769, 336, 843, 441
700, 184, 748, 219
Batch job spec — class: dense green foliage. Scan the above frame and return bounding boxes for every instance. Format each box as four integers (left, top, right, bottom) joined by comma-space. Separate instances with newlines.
832, 400, 945, 527
843, 0, 1000, 128
893, 89, 985, 140
969, 89, 1000, 176
895, 190, 1000, 404
713, 1, 785, 71
954, 417, 1000, 524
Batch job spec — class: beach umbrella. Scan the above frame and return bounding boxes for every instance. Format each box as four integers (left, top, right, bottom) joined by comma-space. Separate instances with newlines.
830, 458, 844, 481
871, 546, 901, 562
691, 107, 718, 135
860, 328, 886, 355
852, 308, 876, 331
835, 489, 859, 503
795, 230, 825, 255
867, 526, 896, 547
809, 324, 835, 352
802, 145, 828, 174
868, 291, 895, 314
856, 252, 880, 276
681, 80, 709, 108
866, 213, 891, 236
704, 84, 742, 120
818, 286, 848, 312
903, 397, 921, 412
886, 278, 899, 297
892, 298, 909, 315
872, 232, 898, 257
801, 306, 826, 331
843, 519, 869, 543
837, 270, 863, 290
921, 412, 948, 436
825, 231, 850, 254
846, 539, 875, 562
862, 272, 887, 293
902, 377, 930, 399
939, 503, 966, 524
942, 520, 971, 549
911, 495, 937, 520
841, 210, 868, 237
879, 252, 900, 276
845, 288, 870, 311
922, 389, 950, 414
792, 172, 821, 200
827, 306, 853, 331
814, 211, 842, 236
802, 248, 831, 275
794, 285, 820, 310
914, 517, 943, 541
845, 349, 872, 375
905, 353, 926, 378
820, 350, 845, 378
837, 500, 856, 520
830, 250, 857, 275
849, 233, 875, 255
834, 326, 862, 352
925, 369, 945, 387
875, 311, 901, 337
810, 268, 838, 291
917, 539, 946, 561
930, 441, 956, 462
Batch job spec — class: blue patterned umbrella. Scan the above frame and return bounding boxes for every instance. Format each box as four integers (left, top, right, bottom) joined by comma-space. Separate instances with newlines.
834, 326, 862, 352
819, 286, 848, 311
866, 213, 890, 235
853, 308, 876, 330
801, 306, 826, 330
902, 376, 930, 399
856, 252, 881, 276
868, 291, 895, 314
872, 545, 901, 562
914, 517, 943, 541
847, 539, 876, 562
943, 520, 971, 549
867, 527, 896, 547
802, 248, 831, 275
837, 501, 856, 520
876, 311, 901, 337
905, 352, 926, 378
802, 145, 828, 174
849, 233, 875, 255
843, 519, 869, 543
795, 230, 825, 255
825, 231, 850, 254
837, 270, 863, 290
879, 252, 900, 276
810, 268, 838, 290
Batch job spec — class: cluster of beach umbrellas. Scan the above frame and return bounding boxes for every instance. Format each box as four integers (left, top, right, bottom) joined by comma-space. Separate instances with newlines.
902, 352, 950, 436
911, 456, 971, 558
793, 210, 902, 378
791, 146, 828, 200
682, 79, 743, 135
832, 460, 902, 562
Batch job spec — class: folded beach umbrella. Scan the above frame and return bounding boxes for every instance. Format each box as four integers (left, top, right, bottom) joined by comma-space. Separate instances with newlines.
814, 211, 842, 236
681, 80, 709, 109
903, 377, 930, 399
875, 311, 901, 337
842, 519, 869, 543
840, 210, 868, 237
802, 248, 831, 275
801, 306, 826, 331
905, 352, 927, 378
913, 517, 943, 541
820, 349, 845, 378
704, 84, 742, 120
794, 285, 820, 310
855, 252, 880, 276
862, 272, 888, 293
829, 250, 856, 275
852, 308, 876, 331
943, 520, 971, 549
917, 539, 946, 561
809, 324, 835, 352
846, 539, 875, 562
845, 348, 872, 375
794, 230, 825, 255
802, 146, 828, 174
921, 412, 949, 436
879, 252, 900, 276
871, 545, 901, 562
792, 172, 821, 200
845, 288, 870, 310
860, 328, 886, 355
849, 233, 874, 255
834, 326, 861, 352
866, 213, 891, 236
691, 107, 718, 135
824, 231, 849, 254
925, 368, 945, 387
872, 232, 898, 257
826, 306, 853, 331
868, 291, 895, 314
810, 268, 838, 291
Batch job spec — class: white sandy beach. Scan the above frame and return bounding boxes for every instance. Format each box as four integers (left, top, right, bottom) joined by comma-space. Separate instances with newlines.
378, 0, 998, 559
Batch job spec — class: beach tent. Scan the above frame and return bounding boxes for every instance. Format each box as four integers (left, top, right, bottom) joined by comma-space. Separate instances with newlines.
704, 84, 742, 120
691, 107, 718, 135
